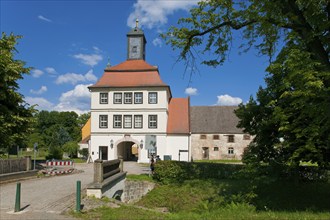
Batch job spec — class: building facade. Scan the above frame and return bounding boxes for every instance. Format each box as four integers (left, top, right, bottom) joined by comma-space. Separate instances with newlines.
87, 24, 190, 163
82, 25, 252, 163
190, 106, 251, 160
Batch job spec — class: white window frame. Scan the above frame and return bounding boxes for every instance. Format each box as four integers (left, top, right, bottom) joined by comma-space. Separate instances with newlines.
99, 115, 108, 128
148, 115, 157, 129
228, 147, 234, 155
124, 93, 132, 104
134, 92, 143, 104
114, 93, 122, 104
113, 115, 122, 128
148, 92, 157, 104
124, 115, 132, 128
100, 93, 108, 104
134, 115, 143, 128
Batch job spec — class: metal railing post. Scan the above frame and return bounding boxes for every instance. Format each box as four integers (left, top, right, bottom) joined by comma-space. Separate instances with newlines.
76, 180, 81, 212
14, 182, 21, 212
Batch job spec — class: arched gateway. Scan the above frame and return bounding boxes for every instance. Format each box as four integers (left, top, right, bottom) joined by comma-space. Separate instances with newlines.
115, 137, 140, 161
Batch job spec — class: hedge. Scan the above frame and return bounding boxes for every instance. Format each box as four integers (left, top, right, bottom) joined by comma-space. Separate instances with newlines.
152, 161, 243, 184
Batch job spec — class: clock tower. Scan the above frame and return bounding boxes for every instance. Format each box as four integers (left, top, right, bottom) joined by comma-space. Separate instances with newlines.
127, 19, 146, 60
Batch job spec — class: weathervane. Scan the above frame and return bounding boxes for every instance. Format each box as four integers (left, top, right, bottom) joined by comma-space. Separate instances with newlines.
106, 57, 111, 69
135, 18, 139, 28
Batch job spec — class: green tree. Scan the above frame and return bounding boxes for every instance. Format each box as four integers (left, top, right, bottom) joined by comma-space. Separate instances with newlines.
164, 0, 330, 168
63, 141, 79, 158
77, 112, 90, 128
0, 33, 36, 157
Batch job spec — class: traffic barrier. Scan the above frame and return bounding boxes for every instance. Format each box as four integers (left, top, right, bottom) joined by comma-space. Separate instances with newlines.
45, 160, 74, 175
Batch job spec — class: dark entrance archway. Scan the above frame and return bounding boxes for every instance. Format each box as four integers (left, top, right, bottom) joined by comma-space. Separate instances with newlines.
117, 141, 138, 161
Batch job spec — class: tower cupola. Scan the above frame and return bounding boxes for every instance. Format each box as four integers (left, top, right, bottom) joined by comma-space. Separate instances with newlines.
127, 19, 146, 60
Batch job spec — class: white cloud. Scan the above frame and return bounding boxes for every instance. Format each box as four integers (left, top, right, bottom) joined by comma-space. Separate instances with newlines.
25, 97, 54, 111
127, 0, 198, 29
55, 69, 97, 85
54, 84, 91, 114
30, 86, 48, 95
152, 38, 162, 47
93, 46, 102, 53
31, 69, 44, 78
216, 94, 243, 106
73, 53, 103, 67
38, 15, 52, 22
185, 87, 198, 96
45, 67, 57, 75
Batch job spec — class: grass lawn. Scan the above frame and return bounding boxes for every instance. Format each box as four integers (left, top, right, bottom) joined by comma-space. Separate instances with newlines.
73, 177, 330, 220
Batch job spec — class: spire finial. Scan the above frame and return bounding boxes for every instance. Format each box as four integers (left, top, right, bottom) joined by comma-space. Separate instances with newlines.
135, 18, 139, 28
106, 57, 111, 69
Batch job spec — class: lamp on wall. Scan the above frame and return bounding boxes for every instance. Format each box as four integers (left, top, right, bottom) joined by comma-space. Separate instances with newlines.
110, 139, 114, 148
140, 139, 143, 149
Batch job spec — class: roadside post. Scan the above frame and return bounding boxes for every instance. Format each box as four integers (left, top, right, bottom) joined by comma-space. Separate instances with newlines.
33, 142, 38, 170
76, 180, 81, 212
14, 182, 21, 212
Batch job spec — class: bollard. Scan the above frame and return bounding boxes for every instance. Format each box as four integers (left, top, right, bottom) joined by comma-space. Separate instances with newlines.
14, 182, 21, 212
119, 158, 124, 173
76, 180, 81, 212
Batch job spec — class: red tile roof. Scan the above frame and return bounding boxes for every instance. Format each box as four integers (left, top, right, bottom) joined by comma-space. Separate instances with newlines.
89, 60, 168, 88
108, 60, 157, 71
167, 97, 190, 134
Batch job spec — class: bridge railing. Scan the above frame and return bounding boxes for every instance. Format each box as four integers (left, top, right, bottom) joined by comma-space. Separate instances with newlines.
87, 158, 126, 199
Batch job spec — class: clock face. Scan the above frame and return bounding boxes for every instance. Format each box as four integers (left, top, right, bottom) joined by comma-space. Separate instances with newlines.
129, 37, 141, 59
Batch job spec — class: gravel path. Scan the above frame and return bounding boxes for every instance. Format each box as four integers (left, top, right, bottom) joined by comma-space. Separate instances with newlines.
0, 162, 148, 219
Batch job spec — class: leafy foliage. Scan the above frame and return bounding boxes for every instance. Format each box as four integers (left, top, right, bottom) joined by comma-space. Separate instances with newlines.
63, 141, 79, 158
164, 0, 330, 168
153, 161, 243, 184
0, 33, 36, 156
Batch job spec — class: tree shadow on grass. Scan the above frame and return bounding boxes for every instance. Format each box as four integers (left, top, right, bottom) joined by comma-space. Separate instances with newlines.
251, 180, 330, 212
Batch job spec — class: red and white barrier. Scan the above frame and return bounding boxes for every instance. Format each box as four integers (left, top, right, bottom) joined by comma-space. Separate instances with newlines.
46, 169, 74, 175
46, 160, 74, 167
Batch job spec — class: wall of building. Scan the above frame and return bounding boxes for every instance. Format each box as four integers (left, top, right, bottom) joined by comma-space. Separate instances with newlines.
81, 118, 91, 140
190, 133, 252, 160
90, 134, 170, 163
90, 88, 169, 110
166, 135, 189, 161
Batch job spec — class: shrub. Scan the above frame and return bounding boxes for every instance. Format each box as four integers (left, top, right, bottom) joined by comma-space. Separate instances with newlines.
153, 161, 243, 184
46, 147, 63, 160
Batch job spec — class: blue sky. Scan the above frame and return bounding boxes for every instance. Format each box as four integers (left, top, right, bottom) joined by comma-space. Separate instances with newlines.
1, 0, 268, 114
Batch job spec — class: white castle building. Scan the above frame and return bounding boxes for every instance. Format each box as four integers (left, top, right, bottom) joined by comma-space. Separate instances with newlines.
81, 24, 252, 163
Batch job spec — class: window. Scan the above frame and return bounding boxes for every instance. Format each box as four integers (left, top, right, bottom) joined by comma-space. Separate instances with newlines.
243, 134, 251, 140
100, 93, 108, 104
200, 135, 207, 139
134, 115, 143, 128
148, 115, 157, 128
113, 115, 122, 128
228, 147, 234, 155
124, 93, 132, 104
134, 92, 143, 104
214, 147, 219, 151
148, 92, 157, 104
114, 93, 122, 104
132, 46, 137, 53
213, 135, 220, 140
124, 115, 132, 128
227, 135, 235, 143
99, 115, 108, 128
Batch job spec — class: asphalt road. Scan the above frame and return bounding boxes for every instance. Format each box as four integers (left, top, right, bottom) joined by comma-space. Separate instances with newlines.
0, 162, 148, 220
